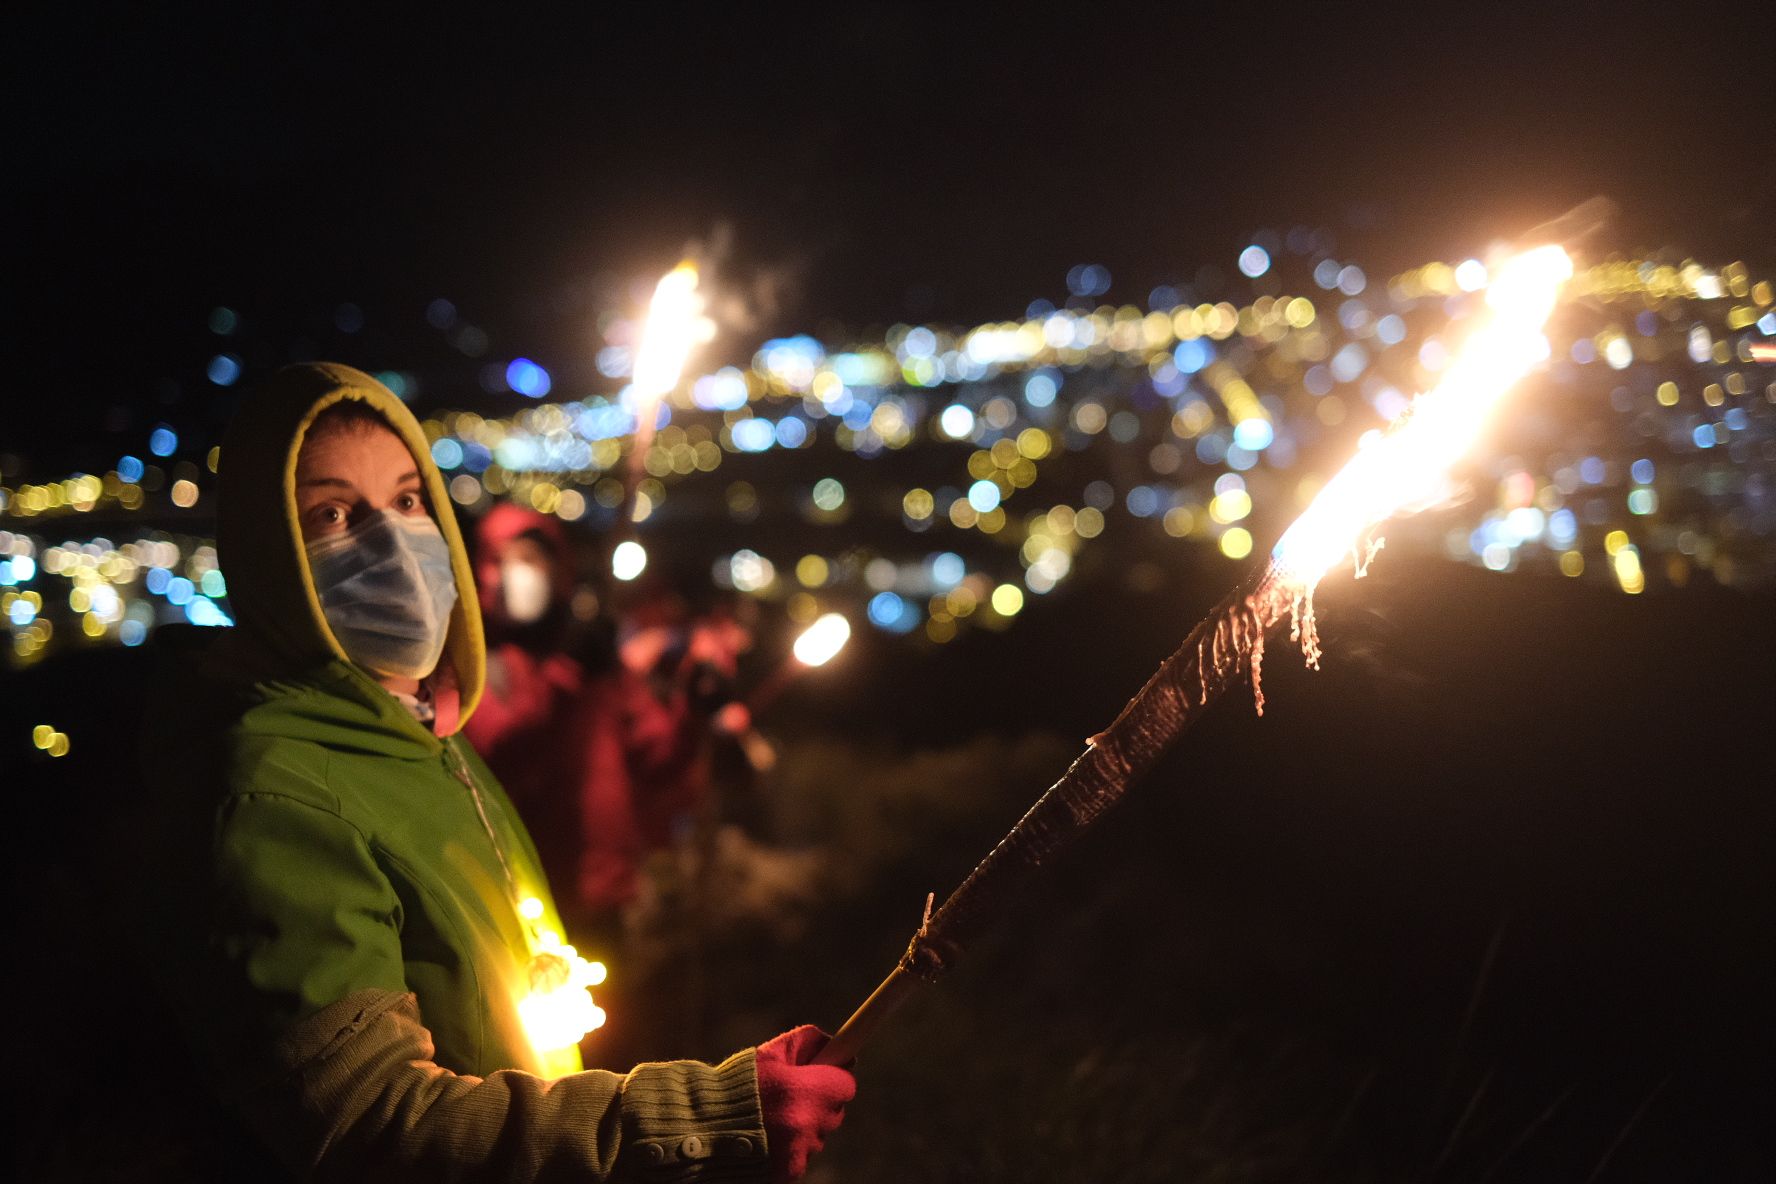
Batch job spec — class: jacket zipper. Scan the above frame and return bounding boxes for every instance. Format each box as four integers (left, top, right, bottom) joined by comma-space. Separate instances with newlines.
441, 737, 520, 903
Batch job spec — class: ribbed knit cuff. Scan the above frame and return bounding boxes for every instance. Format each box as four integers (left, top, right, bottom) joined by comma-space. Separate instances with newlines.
617, 1048, 769, 1182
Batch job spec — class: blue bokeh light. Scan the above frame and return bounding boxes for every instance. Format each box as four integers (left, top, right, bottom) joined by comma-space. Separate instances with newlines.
506, 358, 552, 399
967, 480, 1002, 513
1173, 339, 1212, 374
930, 552, 966, 589
1232, 419, 1274, 451
732, 418, 776, 452
431, 438, 464, 469
208, 354, 242, 386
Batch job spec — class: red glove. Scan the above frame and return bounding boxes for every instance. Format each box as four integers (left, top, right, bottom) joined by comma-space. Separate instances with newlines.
755, 1026, 856, 1183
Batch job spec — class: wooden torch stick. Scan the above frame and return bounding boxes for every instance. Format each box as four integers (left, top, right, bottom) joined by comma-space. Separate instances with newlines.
817, 560, 1299, 1065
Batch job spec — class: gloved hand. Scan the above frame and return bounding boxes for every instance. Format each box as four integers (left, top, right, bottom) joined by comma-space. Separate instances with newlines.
755, 1026, 856, 1183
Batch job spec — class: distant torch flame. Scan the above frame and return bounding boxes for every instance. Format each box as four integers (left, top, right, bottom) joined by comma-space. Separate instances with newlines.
792, 612, 852, 667
516, 901, 609, 1056
1272, 245, 1573, 588
620, 262, 715, 529
631, 262, 713, 403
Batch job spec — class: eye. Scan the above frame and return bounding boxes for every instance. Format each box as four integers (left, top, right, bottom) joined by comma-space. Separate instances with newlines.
315, 505, 345, 527
395, 491, 426, 514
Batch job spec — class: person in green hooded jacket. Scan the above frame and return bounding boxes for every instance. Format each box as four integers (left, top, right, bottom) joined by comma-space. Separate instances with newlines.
137, 363, 853, 1182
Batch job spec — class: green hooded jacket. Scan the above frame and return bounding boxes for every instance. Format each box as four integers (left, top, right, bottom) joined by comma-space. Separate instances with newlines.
140, 363, 767, 1181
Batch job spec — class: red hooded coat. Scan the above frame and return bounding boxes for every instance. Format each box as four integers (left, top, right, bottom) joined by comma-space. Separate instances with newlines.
465, 503, 702, 918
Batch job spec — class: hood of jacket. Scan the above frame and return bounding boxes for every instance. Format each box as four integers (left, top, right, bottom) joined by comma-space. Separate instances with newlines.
216, 362, 484, 729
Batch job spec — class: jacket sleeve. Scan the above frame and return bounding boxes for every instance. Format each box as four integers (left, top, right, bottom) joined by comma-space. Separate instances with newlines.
207, 792, 768, 1182
248, 990, 766, 1183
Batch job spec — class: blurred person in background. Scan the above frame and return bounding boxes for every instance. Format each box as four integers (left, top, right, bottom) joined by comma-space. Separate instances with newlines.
132, 363, 851, 1182
468, 503, 747, 936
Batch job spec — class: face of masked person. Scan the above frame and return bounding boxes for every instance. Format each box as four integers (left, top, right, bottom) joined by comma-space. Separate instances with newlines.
306, 509, 458, 679
500, 556, 552, 624
296, 417, 457, 684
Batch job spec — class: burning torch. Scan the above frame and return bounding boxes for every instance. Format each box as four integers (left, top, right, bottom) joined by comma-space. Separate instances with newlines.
747, 612, 854, 714
611, 261, 715, 581
816, 242, 1576, 1066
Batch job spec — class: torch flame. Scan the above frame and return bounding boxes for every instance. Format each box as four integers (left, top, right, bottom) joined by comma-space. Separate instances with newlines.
1272, 245, 1572, 588
793, 612, 852, 667
631, 261, 713, 402
619, 262, 716, 528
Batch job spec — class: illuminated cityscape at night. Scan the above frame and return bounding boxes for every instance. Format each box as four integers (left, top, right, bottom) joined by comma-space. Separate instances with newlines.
5, 251, 1771, 668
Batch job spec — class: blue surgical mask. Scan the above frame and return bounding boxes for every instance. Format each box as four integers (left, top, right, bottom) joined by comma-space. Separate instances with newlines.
305, 509, 459, 680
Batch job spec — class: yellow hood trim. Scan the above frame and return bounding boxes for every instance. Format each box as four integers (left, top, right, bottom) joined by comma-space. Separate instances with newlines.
216, 363, 484, 729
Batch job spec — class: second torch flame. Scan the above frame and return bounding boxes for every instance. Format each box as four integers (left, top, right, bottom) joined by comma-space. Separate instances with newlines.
619, 262, 716, 536
631, 262, 713, 403
793, 612, 852, 668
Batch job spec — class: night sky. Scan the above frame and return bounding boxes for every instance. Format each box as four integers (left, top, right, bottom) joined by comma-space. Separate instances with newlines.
10, 3, 1772, 476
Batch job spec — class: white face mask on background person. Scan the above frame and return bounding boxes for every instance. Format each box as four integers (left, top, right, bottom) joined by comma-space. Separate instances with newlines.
305, 508, 459, 680
500, 557, 552, 624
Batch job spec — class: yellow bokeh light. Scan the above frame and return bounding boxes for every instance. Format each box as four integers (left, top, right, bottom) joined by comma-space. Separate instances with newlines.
1219, 528, 1254, 560
555, 489, 586, 521
1604, 530, 1629, 555
519, 948, 608, 1056
991, 584, 1024, 616
1559, 551, 1585, 577
786, 592, 820, 624
528, 482, 561, 515
1209, 489, 1253, 524
795, 555, 829, 587
518, 896, 545, 920
1163, 506, 1198, 538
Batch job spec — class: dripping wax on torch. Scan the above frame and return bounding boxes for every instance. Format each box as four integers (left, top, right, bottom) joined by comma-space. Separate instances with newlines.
815, 243, 1575, 1066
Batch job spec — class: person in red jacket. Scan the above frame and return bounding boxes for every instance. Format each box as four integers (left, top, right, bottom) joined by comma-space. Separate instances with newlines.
467, 502, 730, 931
